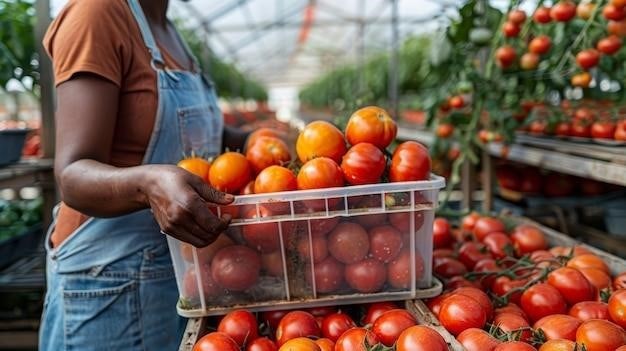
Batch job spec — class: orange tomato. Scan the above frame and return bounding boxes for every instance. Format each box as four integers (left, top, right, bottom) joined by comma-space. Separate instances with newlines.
578, 267, 612, 292
296, 121, 347, 164
345, 106, 397, 149
314, 338, 334, 351
575, 319, 626, 351
538, 339, 577, 351
609, 20, 626, 37
571, 72, 592, 88
247, 128, 283, 149
246, 136, 291, 174
278, 337, 321, 351
254, 165, 297, 194
209, 152, 252, 193
567, 254, 610, 275
178, 157, 211, 183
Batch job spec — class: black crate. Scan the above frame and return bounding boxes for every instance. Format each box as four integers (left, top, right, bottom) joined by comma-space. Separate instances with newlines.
0, 129, 29, 167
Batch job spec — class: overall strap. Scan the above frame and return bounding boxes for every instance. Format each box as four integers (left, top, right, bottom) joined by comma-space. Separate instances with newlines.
127, 0, 165, 65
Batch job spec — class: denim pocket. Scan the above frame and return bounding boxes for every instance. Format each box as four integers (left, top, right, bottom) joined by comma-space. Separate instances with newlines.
177, 103, 220, 157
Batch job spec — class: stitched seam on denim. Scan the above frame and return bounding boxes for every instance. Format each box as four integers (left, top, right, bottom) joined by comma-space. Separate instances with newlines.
63, 280, 137, 298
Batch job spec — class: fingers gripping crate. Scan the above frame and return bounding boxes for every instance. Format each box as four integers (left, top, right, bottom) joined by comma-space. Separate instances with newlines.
168, 175, 445, 317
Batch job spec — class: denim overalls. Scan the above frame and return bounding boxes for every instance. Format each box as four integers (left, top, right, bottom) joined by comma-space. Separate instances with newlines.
39, 1, 223, 349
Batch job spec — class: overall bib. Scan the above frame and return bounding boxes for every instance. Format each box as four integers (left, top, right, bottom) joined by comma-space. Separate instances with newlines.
39, 1, 223, 349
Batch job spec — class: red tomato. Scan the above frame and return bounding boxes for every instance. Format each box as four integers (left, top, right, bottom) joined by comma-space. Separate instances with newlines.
369, 225, 403, 263
182, 263, 221, 300
254, 166, 297, 194
609, 290, 626, 328
242, 206, 284, 253
345, 106, 397, 149
575, 319, 626, 351
296, 121, 346, 164
569, 301, 610, 321
327, 222, 369, 264
387, 249, 425, 289
449, 95, 465, 109
483, 232, 514, 259
433, 248, 455, 259
218, 310, 259, 347
436, 123, 454, 138
305, 306, 338, 318
494, 303, 527, 319
276, 311, 321, 346
247, 128, 283, 149
473, 258, 501, 289
520, 52, 540, 70
314, 338, 333, 351
309, 217, 340, 237
321, 312, 356, 342
534, 6, 552, 23
211, 245, 261, 291
297, 157, 344, 191
446, 276, 482, 290
496, 165, 522, 191
371, 309, 417, 346
521, 283, 568, 323
576, 49, 601, 70
538, 339, 576, 351
614, 272, 626, 290
496, 45, 517, 68
278, 337, 321, 351
439, 294, 487, 336
567, 254, 610, 275
340, 143, 386, 185
616, 123, 626, 141
389, 141, 431, 182
462, 212, 481, 232
362, 302, 398, 325
345, 258, 386, 293
554, 122, 572, 137
609, 19, 626, 37
260, 310, 290, 332
543, 173, 575, 197
458, 242, 491, 271
493, 312, 532, 342
434, 257, 467, 279
473, 217, 506, 241
551, 1, 577, 21
503, 21, 521, 37
334, 328, 379, 351
297, 235, 328, 263
454, 287, 494, 321
547, 267, 596, 305
426, 293, 452, 317
494, 341, 537, 351
388, 211, 425, 233
395, 326, 448, 351
457, 328, 501, 351
304, 256, 344, 294
246, 337, 277, 351
355, 213, 386, 229
433, 217, 452, 249
605, 4, 626, 21
262, 250, 285, 277
597, 35, 622, 55
492, 276, 527, 305
509, 9, 527, 24
591, 121, 617, 139
209, 152, 252, 193
193, 332, 239, 351
529, 120, 548, 135
511, 224, 548, 256
533, 314, 581, 341
246, 136, 291, 174
529, 35, 552, 54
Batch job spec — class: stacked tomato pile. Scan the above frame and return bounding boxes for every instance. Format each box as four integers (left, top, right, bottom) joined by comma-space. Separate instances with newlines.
430, 214, 626, 351
177, 106, 436, 307
193, 302, 450, 351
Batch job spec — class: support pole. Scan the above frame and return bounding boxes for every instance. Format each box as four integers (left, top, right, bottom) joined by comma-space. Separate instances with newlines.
35, 0, 55, 160
388, 0, 399, 119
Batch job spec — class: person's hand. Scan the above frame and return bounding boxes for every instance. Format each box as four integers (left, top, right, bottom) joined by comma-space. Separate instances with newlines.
142, 165, 234, 247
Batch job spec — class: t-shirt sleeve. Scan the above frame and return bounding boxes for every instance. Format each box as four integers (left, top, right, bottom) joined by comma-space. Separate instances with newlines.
43, 0, 130, 87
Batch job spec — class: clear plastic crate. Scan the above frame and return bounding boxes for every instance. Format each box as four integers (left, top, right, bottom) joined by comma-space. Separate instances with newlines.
168, 174, 445, 317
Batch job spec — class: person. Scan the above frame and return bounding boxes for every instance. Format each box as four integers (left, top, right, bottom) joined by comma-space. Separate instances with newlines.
39, 0, 250, 349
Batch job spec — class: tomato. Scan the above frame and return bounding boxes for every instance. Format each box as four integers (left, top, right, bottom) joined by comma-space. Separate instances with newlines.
182, 263, 221, 300
241, 180, 256, 195
304, 256, 344, 294
314, 338, 333, 351
445, 276, 481, 290
577, 2, 596, 19
571, 72, 592, 88
276, 311, 321, 346
426, 293, 452, 317
310, 217, 340, 237
436, 123, 454, 138
597, 35, 622, 55
395, 325, 447, 351
492, 276, 527, 305
247, 337, 278, 351
462, 212, 481, 232
246, 136, 291, 174
495, 303, 527, 319
567, 254, 610, 275
581, 179, 606, 196
297, 157, 344, 191
345, 258, 386, 293
297, 235, 328, 263
551, 1, 577, 21
612, 0, 626, 7
473, 217, 506, 242
538, 339, 576, 351
193, 332, 240, 351
209, 152, 252, 193
242, 206, 284, 253
388, 249, 425, 289
247, 128, 283, 149
550, 246, 591, 258
433, 218, 452, 249
327, 222, 369, 264
340, 143, 386, 185
448, 95, 464, 109
576, 49, 601, 70
511, 224, 548, 256
519, 52, 539, 70
616, 123, 626, 141
509, 9, 527, 24
254, 166, 296, 195
304, 306, 337, 318
591, 121, 617, 139
534, 6, 552, 23
494, 342, 537, 351
473, 258, 500, 289
534, 314, 582, 341
212, 245, 261, 291
497, 165, 522, 191
389, 141, 431, 182
543, 173, 575, 197
388, 211, 425, 233
454, 287, 494, 321
529, 120, 548, 135
180, 233, 234, 264
615, 272, 626, 290
570, 301, 610, 321
609, 290, 626, 328
363, 302, 398, 325
529, 35, 552, 55
576, 319, 626, 351
261, 310, 291, 332
369, 225, 403, 263
579, 268, 611, 292
218, 310, 259, 347
335, 328, 379, 351
262, 250, 285, 277
296, 121, 346, 164
496, 45, 517, 68
571, 121, 592, 138
439, 294, 487, 335
371, 309, 417, 346
605, 4, 626, 21
457, 328, 501, 351
521, 283, 568, 323
458, 242, 490, 270
547, 267, 596, 305
433, 257, 467, 278
609, 20, 626, 37
345, 106, 397, 149
503, 21, 521, 37
278, 337, 320, 351
321, 313, 356, 342
554, 122, 572, 137
493, 312, 532, 342
178, 157, 211, 183
483, 232, 513, 259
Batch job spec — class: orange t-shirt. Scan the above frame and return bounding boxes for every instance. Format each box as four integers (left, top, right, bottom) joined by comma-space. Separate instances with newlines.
44, 0, 188, 247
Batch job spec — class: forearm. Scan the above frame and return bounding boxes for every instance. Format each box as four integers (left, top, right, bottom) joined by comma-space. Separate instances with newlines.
222, 125, 250, 152
57, 159, 155, 217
